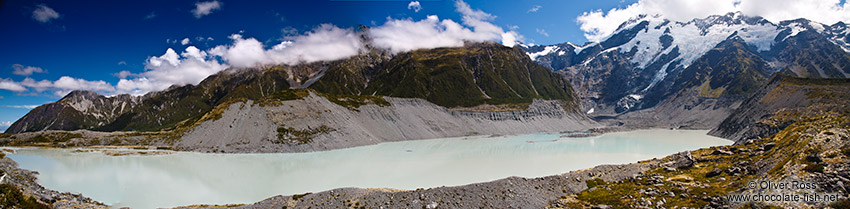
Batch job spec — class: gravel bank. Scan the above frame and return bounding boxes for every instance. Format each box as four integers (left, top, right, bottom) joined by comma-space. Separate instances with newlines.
178, 93, 599, 153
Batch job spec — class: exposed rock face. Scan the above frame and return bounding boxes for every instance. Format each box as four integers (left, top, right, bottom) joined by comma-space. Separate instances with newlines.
709, 75, 850, 143
177, 94, 597, 153
5, 90, 142, 133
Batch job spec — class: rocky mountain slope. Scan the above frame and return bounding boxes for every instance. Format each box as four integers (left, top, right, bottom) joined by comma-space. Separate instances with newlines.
5, 91, 141, 133
522, 12, 850, 123
709, 74, 850, 143
3, 42, 592, 153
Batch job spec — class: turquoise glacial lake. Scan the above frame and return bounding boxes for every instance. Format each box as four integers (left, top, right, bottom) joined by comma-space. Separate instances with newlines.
5, 129, 731, 209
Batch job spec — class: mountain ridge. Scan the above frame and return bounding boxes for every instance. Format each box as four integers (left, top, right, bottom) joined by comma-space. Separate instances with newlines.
522, 12, 850, 124
4, 42, 585, 150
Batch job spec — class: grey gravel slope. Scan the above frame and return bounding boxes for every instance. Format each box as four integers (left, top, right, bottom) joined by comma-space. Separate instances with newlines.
177, 93, 598, 153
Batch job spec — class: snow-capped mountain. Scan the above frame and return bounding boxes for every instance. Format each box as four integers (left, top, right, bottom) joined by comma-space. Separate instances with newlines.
522, 12, 850, 124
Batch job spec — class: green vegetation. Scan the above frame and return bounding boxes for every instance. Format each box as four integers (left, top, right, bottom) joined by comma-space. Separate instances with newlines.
312, 43, 576, 108
585, 178, 606, 188
0, 184, 49, 209
275, 125, 334, 145
98, 67, 293, 132
258, 89, 312, 106
0, 132, 83, 146
321, 93, 390, 111
556, 108, 850, 208
291, 192, 312, 200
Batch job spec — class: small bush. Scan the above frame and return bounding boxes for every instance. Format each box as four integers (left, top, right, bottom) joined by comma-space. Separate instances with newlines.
803, 163, 824, 173
585, 178, 606, 188
0, 184, 49, 209
275, 125, 334, 145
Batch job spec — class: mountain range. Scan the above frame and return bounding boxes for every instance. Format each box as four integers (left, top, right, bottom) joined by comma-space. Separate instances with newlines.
4, 12, 850, 151
522, 12, 850, 126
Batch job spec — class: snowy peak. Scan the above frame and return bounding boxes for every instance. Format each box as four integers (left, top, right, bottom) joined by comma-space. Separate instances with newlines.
520, 13, 850, 115
609, 12, 781, 70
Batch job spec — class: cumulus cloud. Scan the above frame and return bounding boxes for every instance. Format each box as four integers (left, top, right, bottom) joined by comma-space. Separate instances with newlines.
54, 76, 114, 92
408, 1, 422, 12
192, 0, 222, 19
181, 38, 191, 45
11, 64, 46, 76
528, 5, 542, 13
117, 46, 228, 94
210, 25, 363, 67
369, 0, 521, 53
0, 79, 27, 92
577, 0, 850, 42
113, 70, 134, 79
32, 4, 59, 23
737, 0, 850, 24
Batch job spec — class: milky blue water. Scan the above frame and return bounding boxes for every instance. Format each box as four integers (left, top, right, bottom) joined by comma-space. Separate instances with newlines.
4, 129, 730, 209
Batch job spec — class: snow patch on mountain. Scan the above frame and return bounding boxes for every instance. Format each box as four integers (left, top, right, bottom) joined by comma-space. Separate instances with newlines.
618, 15, 781, 70
526, 45, 560, 61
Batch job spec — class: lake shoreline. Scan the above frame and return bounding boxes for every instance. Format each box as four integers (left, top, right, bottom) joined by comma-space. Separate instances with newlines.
2, 129, 731, 208
0, 124, 731, 155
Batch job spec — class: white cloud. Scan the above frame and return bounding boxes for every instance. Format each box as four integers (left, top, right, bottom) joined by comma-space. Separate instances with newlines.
0, 121, 12, 128
737, 0, 850, 24
576, 0, 850, 42
20, 78, 54, 92
536, 28, 549, 37
192, 0, 222, 19
2, 105, 40, 109
209, 25, 363, 67
0, 78, 27, 92
117, 46, 228, 95
113, 70, 134, 79
196, 36, 214, 42
11, 64, 45, 76
53, 76, 114, 91
408, 1, 422, 12
369, 0, 521, 53
181, 38, 191, 45
528, 5, 542, 13
0, 76, 115, 97
32, 4, 59, 23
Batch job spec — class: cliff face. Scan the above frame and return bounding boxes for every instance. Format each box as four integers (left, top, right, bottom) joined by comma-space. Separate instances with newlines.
708, 75, 850, 143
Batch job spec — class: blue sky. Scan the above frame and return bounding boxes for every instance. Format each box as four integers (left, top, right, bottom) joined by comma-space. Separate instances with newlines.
0, 0, 638, 127
2, 0, 849, 129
